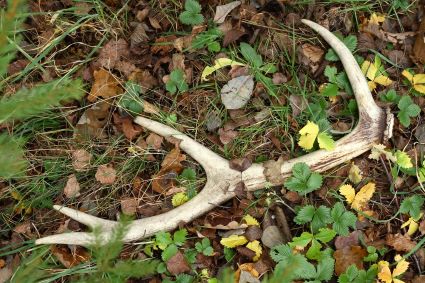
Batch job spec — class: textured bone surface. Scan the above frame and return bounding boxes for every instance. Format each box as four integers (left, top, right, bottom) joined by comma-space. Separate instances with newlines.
35, 20, 386, 246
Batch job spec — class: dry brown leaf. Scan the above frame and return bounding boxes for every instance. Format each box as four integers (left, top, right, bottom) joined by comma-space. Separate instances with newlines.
87, 69, 122, 102
229, 157, 252, 172
214, 1, 241, 24
335, 231, 361, 250
414, 19, 425, 64
121, 198, 138, 215
334, 246, 367, 275
300, 43, 324, 63
95, 38, 130, 70
130, 23, 149, 46
13, 222, 31, 234
72, 149, 92, 171
151, 35, 177, 55
261, 225, 284, 248
64, 174, 81, 198
146, 133, 163, 150
50, 245, 90, 269
205, 221, 248, 230
166, 251, 190, 275
151, 147, 186, 194
128, 69, 158, 94
386, 233, 416, 252
121, 118, 142, 141
95, 164, 117, 185
223, 28, 246, 47
218, 128, 238, 145
75, 102, 110, 140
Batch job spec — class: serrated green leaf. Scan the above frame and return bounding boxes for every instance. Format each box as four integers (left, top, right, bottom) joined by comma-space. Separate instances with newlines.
331, 202, 357, 236
295, 205, 316, 224
155, 231, 173, 250
317, 132, 335, 150
311, 206, 331, 232
315, 256, 335, 281
223, 247, 235, 262
306, 238, 322, 259
203, 246, 214, 256
162, 244, 178, 261
397, 96, 420, 127
285, 163, 323, 195
290, 232, 313, 248
179, 11, 204, 26
324, 66, 337, 82
240, 42, 263, 68
321, 83, 339, 97
207, 41, 220, 52
325, 35, 357, 61
315, 228, 336, 243
400, 195, 425, 219
270, 244, 316, 280
395, 150, 413, 169
184, 0, 201, 13
173, 229, 188, 246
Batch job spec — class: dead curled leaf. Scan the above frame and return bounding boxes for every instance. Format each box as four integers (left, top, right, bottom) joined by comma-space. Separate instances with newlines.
87, 69, 123, 102
386, 233, 416, 252
213, 1, 241, 24
204, 221, 248, 230
151, 146, 186, 194
166, 251, 190, 275
120, 198, 138, 215
50, 245, 90, 269
95, 38, 130, 70
95, 164, 117, 185
64, 174, 81, 198
75, 102, 110, 140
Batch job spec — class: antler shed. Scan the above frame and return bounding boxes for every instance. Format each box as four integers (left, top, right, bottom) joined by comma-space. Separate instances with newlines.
35, 20, 387, 246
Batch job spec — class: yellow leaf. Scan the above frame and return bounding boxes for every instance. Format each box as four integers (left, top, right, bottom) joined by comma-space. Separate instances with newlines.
339, 184, 355, 204
348, 163, 363, 184
414, 84, 425, 95
374, 75, 393, 86
246, 240, 262, 261
378, 261, 393, 283
367, 81, 377, 91
369, 144, 396, 162
361, 60, 377, 80
413, 74, 425, 84
171, 192, 189, 207
220, 235, 248, 248
370, 13, 386, 25
393, 255, 409, 277
402, 70, 414, 83
243, 215, 260, 226
201, 58, 244, 81
298, 121, 319, 150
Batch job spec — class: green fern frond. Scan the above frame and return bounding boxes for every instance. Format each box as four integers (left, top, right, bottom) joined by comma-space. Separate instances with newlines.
0, 79, 84, 123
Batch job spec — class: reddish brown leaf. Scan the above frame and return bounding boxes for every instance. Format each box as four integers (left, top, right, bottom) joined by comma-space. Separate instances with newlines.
146, 133, 163, 150
63, 174, 81, 198
151, 147, 186, 194
121, 118, 142, 141
334, 246, 367, 275
121, 198, 138, 215
50, 245, 91, 268
229, 157, 252, 172
386, 233, 416, 252
166, 251, 190, 275
72, 149, 92, 171
95, 38, 130, 69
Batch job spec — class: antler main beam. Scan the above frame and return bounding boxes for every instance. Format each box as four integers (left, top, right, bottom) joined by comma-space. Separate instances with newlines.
35, 20, 386, 246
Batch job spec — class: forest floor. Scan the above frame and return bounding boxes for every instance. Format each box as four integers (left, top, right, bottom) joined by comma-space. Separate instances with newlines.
1, 0, 425, 282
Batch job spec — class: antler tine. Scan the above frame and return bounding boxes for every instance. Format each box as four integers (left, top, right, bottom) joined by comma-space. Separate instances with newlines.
134, 116, 230, 174
35, 232, 97, 246
52, 205, 117, 230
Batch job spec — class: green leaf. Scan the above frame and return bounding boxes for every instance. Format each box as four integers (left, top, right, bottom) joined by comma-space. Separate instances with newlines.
207, 41, 220, 52
173, 229, 188, 246
223, 247, 235, 262
400, 195, 425, 219
179, 0, 204, 26
294, 205, 315, 224
395, 150, 413, 169
331, 202, 357, 236
306, 238, 322, 259
166, 69, 188, 94
155, 231, 173, 250
270, 244, 316, 280
240, 42, 263, 68
380, 89, 400, 103
317, 132, 335, 150
324, 66, 337, 82
315, 228, 337, 243
203, 246, 214, 256
184, 248, 198, 264
175, 274, 195, 283
321, 83, 339, 97
311, 206, 332, 232
162, 244, 178, 261
284, 163, 323, 195
315, 255, 335, 281
290, 232, 313, 248
397, 96, 421, 127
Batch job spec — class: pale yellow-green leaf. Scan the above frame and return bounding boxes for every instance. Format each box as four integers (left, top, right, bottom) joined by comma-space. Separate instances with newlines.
201, 58, 244, 81
220, 235, 248, 248
243, 214, 260, 226
393, 255, 409, 278
298, 121, 319, 150
395, 150, 413, 169
348, 163, 362, 184
246, 240, 262, 261
317, 132, 335, 151
369, 13, 385, 25
340, 183, 375, 211
171, 192, 189, 207
369, 144, 396, 162
402, 69, 425, 95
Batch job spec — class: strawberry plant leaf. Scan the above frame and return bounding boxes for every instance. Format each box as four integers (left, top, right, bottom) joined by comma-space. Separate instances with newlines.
284, 163, 323, 195
331, 202, 357, 236
397, 96, 421, 127
400, 195, 425, 219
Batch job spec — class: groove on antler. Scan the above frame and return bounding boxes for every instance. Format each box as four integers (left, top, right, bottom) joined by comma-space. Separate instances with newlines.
35, 20, 386, 246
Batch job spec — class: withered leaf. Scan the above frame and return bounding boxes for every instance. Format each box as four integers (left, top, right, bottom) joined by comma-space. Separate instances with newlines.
95, 38, 130, 70
229, 157, 252, 172
95, 164, 117, 185
72, 149, 92, 171
386, 233, 416, 252
50, 245, 90, 268
146, 133, 163, 150
166, 251, 190, 275
214, 1, 241, 24
75, 102, 110, 140
221, 75, 254, 110
64, 174, 81, 198
334, 246, 367, 275
87, 69, 122, 102
151, 147, 186, 194
120, 198, 138, 215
